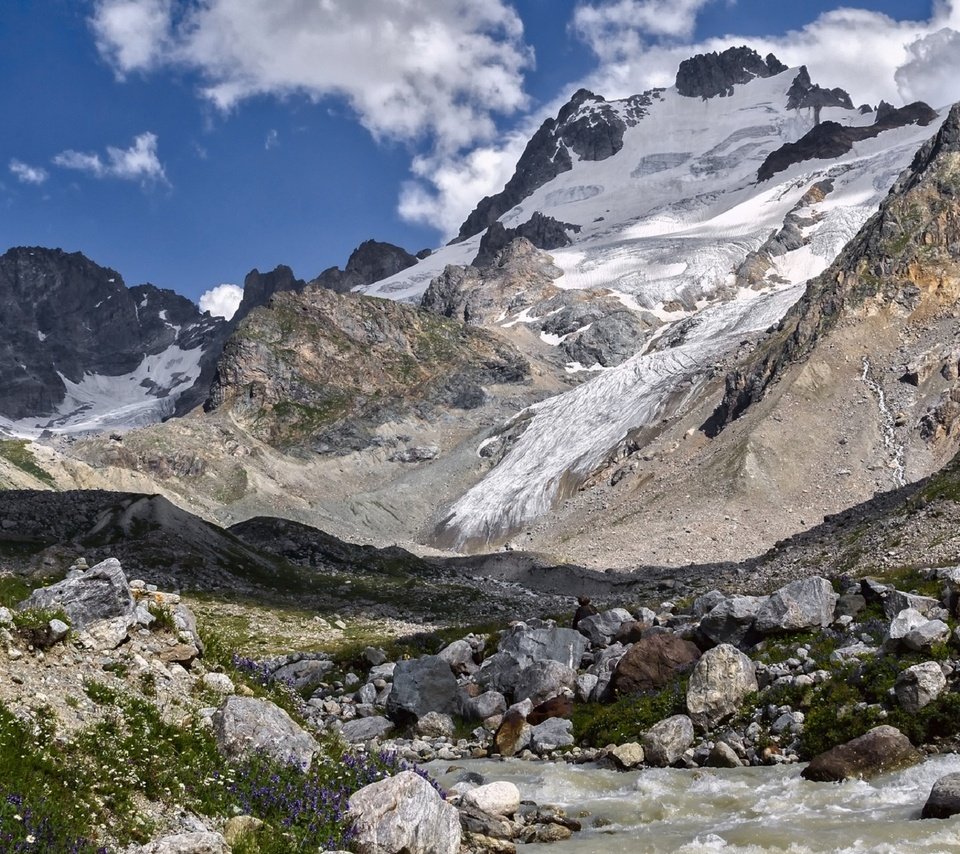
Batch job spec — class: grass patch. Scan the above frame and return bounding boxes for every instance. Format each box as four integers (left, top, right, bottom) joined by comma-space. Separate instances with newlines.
572, 680, 688, 747
0, 440, 55, 486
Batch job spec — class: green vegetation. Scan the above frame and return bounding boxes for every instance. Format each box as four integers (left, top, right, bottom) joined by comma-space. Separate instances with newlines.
572, 680, 688, 747
0, 575, 37, 607
0, 440, 55, 486
12, 607, 70, 648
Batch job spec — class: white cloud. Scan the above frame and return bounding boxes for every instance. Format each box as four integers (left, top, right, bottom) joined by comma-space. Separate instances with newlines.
9, 159, 49, 185
896, 27, 960, 108
53, 132, 168, 184
199, 283, 243, 319
265, 129, 279, 151
90, 0, 533, 154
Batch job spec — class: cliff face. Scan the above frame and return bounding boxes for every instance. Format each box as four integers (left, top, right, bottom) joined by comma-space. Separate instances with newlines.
205, 285, 530, 451
705, 103, 960, 437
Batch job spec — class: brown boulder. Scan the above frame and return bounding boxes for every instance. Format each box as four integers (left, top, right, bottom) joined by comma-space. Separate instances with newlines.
614, 621, 652, 645
612, 632, 701, 696
801, 726, 921, 782
527, 695, 573, 726
493, 709, 531, 757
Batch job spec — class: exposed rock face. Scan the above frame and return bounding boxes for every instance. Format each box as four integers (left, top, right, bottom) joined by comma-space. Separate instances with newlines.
206, 286, 529, 450
472, 213, 581, 269
686, 644, 758, 730
922, 773, 960, 819
18, 557, 135, 630
0, 247, 224, 421
457, 87, 658, 240
753, 577, 838, 634
386, 655, 458, 723
642, 714, 694, 767
611, 633, 701, 696
312, 240, 419, 295
675, 47, 786, 99
758, 101, 937, 182
801, 725, 921, 782
785, 66, 853, 113
348, 770, 461, 854
704, 102, 960, 437
232, 265, 306, 325
212, 696, 319, 769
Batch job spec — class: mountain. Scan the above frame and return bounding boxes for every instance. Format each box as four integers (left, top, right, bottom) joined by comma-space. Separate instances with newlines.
0, 247, 225, 434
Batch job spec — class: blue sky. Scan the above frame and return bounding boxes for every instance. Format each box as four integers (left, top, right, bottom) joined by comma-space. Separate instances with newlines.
1, 0, 953, 316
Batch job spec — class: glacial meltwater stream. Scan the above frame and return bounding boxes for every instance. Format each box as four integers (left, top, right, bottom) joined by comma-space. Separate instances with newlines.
431, 756, 960, 852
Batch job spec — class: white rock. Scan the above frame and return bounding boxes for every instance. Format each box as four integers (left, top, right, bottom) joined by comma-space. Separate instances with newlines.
462, 781, 521, 818
202, 672, 236, 695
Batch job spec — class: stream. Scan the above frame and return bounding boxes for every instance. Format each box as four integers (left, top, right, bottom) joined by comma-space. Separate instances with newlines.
431, 755, 960, 852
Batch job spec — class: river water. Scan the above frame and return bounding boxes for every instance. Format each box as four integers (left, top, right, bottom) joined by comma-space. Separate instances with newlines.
431, 755, 960, 852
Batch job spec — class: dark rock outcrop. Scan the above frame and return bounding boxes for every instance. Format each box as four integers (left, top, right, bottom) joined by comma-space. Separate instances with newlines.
757, 101, 937, 183
472, 213, 581, 269
801, 725, 921, 781
0, 247, 224, 421
785, 66, 853, 113
704, 102, 956, 437
311, 240, 419, 295
676, 47, 786, 100
922, 773, 960, 819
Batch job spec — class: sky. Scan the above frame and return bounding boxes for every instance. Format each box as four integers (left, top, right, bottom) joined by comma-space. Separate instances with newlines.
2, 0, 959, 318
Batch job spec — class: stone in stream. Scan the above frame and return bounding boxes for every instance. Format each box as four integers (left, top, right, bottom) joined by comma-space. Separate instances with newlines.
922, 773, 960, 819
753, 577, 838, 634
609, 742, 645, 769
707, 741, 744, 768
611, 632, 701, 696
530, 717, 574, 752
643, 714, 695, 767
686, 644, 758, 730
462, 781, 521, 818
349, 770, 460, 854
894, 662, 947, 714
386, 655, 458, 723
801, 726, 921, 782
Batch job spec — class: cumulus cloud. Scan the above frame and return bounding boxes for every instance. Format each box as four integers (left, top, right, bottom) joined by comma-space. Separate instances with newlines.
9, 159, 49, 185
53, 132, 168, 184
91, 0, 533, 154
896, 27, 960, 108
199, 283, 243, 319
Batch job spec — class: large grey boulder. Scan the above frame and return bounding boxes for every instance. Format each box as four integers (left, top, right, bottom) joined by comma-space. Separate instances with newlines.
643, 714, 694, 767
883, 589, 940, 620
341, 716, 395, 743
349, 770, 460, 854
17, 557, 135, 630
497, 624, 587, 670
458, 688, 507, 722
513, 659, 576, 707
475, 652, 525, 697
577, 608, 634, 647
386, 655, 458, 723
530, 717, 575, 753
754, 577, 838, 634
586, 642, 627, 702
438, 639, 476, 675
887, 608, 927, 643
895, 662, 947, 713
699, 596, 766, 647
922, 773, 960, 819
903, 620, 951, 652
686, 644, 757, 730
273, 658, 334, 690
212, 696, 318, 769
802, 726, 921, 782
462, 781, 521, 818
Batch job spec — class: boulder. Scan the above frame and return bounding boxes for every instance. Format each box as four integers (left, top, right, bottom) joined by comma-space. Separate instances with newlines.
576, 673, 599, 702
801, 726, 921, 782
171, 603, 204, 653
349, 770, 460, 854
707, 741, 744, 768
894, 662, 947, 713
883, 590, 940, 620
497, 624, 587, 670
754, 577, 838, 634
699, 596, 766, 647
341, 717, 395, 743
686, 644, 757, 730
576, 608, 634, 647
513, 659, 576, 706
212, 696, 318, 769
438, 639, 476, 674
133, 832, 229, 853
903, 620, 951, 652
17, 557, 135, 630
202, 672, 235, 695
458, 689, 507, 722
476, 652, 525, 697
609, 742, 645, 769
887, 608, 927, 642
586, 642, 626, 702
462, 781, 521, 818
416, 712, 456, 739
530, 717, 574, 753
692, 590, 726, 618
922, 772, 960, 819
611, 632, 701, 696
642, 715, 694, 767
273, 658, 334, 690
386, 655, 458, 723
527, 695, 573, 726
493, 709, 531, 757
